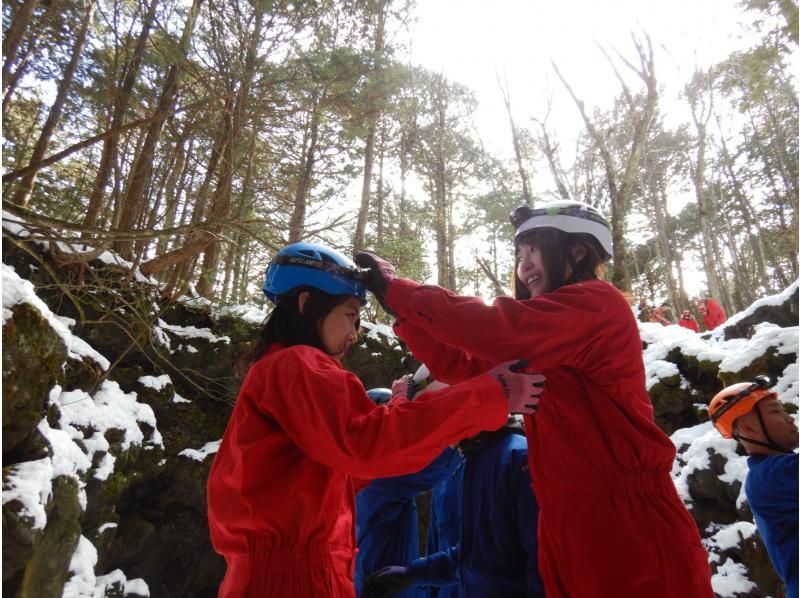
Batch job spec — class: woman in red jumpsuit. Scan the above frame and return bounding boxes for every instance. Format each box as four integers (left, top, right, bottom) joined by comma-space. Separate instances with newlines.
206, 242, 544, 597
356, 201, 714, 598
695, 297, 727, 330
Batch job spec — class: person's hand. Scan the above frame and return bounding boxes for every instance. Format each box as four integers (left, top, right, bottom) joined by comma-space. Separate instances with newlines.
354, 252, 398, 316
362, 565, 412, 598
391, 374, 414, 400
487, 360, 546, 415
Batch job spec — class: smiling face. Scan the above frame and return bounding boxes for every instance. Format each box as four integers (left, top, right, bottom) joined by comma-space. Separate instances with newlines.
318, 295, 362, 360
515, 242, 550, 298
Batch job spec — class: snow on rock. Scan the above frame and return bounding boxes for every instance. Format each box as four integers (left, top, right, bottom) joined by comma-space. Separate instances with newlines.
138, 374, 173, 391
155, 319, 231, 344
361, 320, 400, 346
2, 264, 110, 369
2, 458, 54, 530
711, 558, 758, 597
671, 422, 750, 508
179, 440, 221, 462
718, 322, 798, 373
212, 302, 269, 326
63, 535, 150, 598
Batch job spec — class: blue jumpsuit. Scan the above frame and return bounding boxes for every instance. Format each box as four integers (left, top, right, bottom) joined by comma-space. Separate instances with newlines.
745, 453, 799, 598
355, 448, 461, 597
407, 428, 544, 597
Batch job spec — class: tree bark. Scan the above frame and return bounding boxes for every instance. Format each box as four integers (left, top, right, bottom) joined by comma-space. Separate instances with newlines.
85, 0, 161, 235
11, 0, 97, 207
118, 0, 204, 253
353, 0, 387, 252
2, 0, 41, 94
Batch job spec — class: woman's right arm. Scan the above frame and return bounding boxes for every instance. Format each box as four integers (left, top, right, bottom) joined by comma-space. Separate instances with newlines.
258, 347, 509, 480
394, 319, 496, 384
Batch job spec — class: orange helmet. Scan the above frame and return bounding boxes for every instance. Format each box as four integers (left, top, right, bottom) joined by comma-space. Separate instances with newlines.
708, 376, 776, 439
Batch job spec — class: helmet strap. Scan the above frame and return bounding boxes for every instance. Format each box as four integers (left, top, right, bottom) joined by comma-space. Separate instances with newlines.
734, 402, 793, 454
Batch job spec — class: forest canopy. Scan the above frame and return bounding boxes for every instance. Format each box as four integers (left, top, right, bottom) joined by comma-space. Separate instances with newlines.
2, 0, 797, 322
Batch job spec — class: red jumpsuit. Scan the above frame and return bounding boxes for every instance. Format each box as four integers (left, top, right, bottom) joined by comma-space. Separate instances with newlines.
678, 317, 700, 333
701, 298, 727, 330
207, 343, 508, 597
387, 278, 714, 598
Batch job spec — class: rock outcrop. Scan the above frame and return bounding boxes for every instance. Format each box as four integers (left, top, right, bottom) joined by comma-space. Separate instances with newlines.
2, 225, 797, 598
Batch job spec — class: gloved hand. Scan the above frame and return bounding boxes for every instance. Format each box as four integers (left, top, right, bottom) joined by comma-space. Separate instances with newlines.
487, 360, 546, 415
391, 374, 415, 400
354, 252, 398, 317
362, 565, 412, 598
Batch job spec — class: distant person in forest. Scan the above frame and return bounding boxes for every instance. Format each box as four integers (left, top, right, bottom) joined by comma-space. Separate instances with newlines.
362, 413, 544, 598
355, 200, 714, 597
695, 296, 727, 330
355, 382, 461, 598
649, 302, 672, 326
709, 376, 798, 598
206, 241, 545, 597
677, 309, 699, 333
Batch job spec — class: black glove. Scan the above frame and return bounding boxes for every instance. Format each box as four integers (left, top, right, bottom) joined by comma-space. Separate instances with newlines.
354, 252, 398, 317
487, 359, 546, 415
362, 565, 412, 598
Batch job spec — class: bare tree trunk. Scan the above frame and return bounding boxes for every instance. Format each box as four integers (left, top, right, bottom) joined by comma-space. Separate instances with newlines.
118, 0, 204, 252
85, 0, 161, 235
714, 118, 772, 292
687, 74, 727, 307
353, 0, 387, 252
532, 114, 570, 200
498, 73, 533, 204
2, 0, 41, 94
11, 0, 97, 207
552, 33, 658, 292
288, 97, 321, 244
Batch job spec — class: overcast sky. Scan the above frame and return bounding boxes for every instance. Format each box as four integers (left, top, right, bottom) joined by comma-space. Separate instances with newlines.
407, 0, 753, 160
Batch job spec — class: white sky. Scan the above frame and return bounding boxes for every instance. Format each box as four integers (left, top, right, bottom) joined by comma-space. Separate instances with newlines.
408, 0, 751, 157
401, 1, 759, 298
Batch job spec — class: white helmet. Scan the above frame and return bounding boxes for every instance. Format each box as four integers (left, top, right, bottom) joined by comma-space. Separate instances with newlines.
511, 200, 613, 262
411, 364, 449, 399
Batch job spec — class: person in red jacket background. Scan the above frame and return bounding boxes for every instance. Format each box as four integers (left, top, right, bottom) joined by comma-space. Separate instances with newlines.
678, 309, 700, 333
206, 242, 545, 598
356, 200, 714, 598
695, 296, 727, 330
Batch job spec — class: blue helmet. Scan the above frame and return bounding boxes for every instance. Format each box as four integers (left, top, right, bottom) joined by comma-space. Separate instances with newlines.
366, 388, 392, 405
262, 242, 367, 305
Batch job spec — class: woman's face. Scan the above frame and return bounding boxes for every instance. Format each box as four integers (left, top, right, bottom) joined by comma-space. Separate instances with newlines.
319, 296, 361, 360
516, 243, 550, 298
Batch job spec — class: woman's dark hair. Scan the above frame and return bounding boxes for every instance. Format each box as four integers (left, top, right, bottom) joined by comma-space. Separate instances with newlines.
513, 228, 605, 300
236, 287, 356, 377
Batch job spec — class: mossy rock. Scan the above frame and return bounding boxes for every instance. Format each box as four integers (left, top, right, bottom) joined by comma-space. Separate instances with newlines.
14, 476, 82, 598
649, 374, 697, 435
685, 450, 742, 531
2, 303, 67, 455
344, 335, 407, 389
718, 348, 796, 389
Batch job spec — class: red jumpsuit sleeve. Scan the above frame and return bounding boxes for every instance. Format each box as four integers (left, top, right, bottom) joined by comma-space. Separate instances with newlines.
256, 346, 508, 480
392, 320, 494, 383
386, 277, 638, 379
